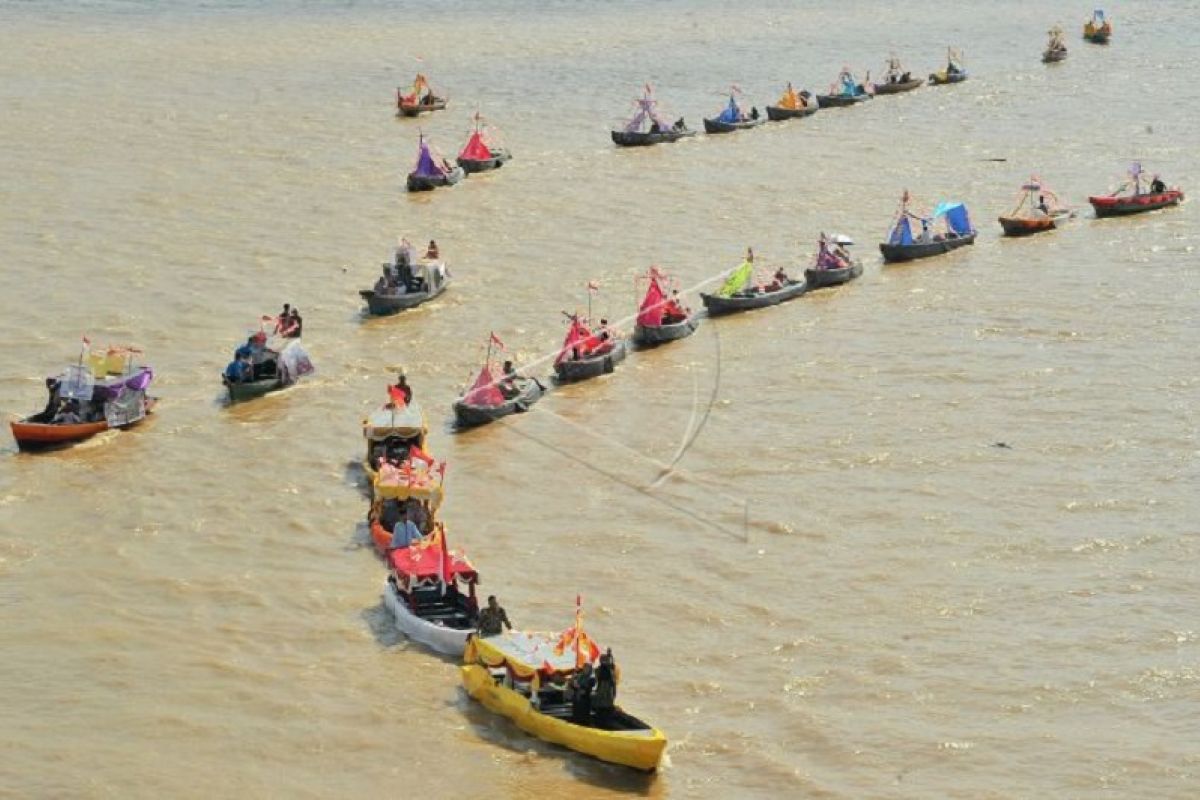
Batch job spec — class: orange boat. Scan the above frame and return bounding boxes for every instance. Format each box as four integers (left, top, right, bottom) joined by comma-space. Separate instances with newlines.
998, 177, 1071, 236
11, 348, 155, 451
11, 397, 156, 451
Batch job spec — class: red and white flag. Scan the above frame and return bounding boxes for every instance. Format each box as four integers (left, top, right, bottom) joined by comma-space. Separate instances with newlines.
489, 332, 506, 350
586, 280, 600, 292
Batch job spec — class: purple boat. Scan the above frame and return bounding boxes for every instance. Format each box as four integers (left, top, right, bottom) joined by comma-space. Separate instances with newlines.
407, 133, 465, 192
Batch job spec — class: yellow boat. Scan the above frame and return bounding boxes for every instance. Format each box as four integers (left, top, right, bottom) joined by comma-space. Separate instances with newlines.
362, 399, 428, 481
462, 629, 667, 772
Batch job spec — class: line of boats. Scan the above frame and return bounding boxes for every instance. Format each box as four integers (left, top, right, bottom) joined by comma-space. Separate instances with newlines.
359, 397, 668, 770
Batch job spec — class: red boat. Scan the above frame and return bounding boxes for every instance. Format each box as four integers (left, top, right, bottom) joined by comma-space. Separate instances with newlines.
1088, 190, 1183, 218
1089, 165, 1184, 218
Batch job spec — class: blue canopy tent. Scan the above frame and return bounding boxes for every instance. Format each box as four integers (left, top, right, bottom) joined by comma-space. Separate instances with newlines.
932, 201, 974, 236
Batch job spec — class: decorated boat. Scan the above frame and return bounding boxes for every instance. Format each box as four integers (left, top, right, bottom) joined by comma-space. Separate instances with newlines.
928, 48, 968, 85
1043, 27, 1069, 63
1083, 10, 1112, 44
611, 86, 696, 146
11, 342, 156, 451
1088, 164, 1184, 218
880, 192, 977, 263
406, 133, 465, 192
817, 67, 873, 107
702, 90, 764, 134
396, 73, 447, 117
360, 238, 450, 315
368, 444, 445, 553
453, 333, 544, 428
701, 250, 807, 315
363, 397, 429, 482
632, 266, 698, 347
222, 328, 314, 403
998, 177, 1071, 236
383, 525, 480, 656
554, 314, 627, 383
804, 234, 863, 289
765, 82, 818, 121
456, 113, 512, 174
873, 57, 924, 94
461, 602, 668, 771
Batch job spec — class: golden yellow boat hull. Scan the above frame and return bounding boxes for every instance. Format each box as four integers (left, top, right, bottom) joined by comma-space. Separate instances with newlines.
461, 664, 667, 771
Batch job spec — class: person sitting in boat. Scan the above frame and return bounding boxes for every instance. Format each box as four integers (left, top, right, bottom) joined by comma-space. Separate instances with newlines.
1150, 176, 1166, 194
425, 240, 440, 260
224, 352, 253, 384
672, 117, 686, 132
763, 266, 790, 292
593, 649, 617, 724
477, 595, 512, 638
52, 399, 83, 425
389, 506, 424, 550
1037, 194, 1050, 215
392, 372, 413, 405
662, 290, 688, 324
749, 106, 760, 120
568, 663, 596, 723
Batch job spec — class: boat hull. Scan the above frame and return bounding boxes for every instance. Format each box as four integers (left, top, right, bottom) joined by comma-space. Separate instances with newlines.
633, 316, 699, 347
406, 167, 465, 192
461, 664, 668, 771
397, 99, 447, 117
701, 280, 807, 315
880, 232, 977, 263
804, 261, 863, 290
359, 275, 450, 316
457, 149, 511, 174
1042, 49, 1068, 63
610, 128, 696, 147
702, 117, 765, 134
554, 339, 627, 383
224, 375, 287, 403
872, 78, 924, 95
1088, 191, 1183, 217
453, 379, 544, 428
764, 104, 818, 121
816, 93, 871, 108
382, 581, 475, 656
928, 72, 968, 85
11, 397, 156, 450
998, 215, 1057, 236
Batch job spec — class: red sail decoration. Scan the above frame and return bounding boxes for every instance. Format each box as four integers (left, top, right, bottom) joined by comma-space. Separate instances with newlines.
458, 130, 494, 161
637, 275, 667, 327
555, 318, 592, 365
463, 365, 504, 407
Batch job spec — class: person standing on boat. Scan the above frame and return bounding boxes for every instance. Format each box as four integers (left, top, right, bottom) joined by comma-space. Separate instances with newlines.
593, 649, 617, 724
499, 360, 520, 399
391, 372, 413, 405
478, 595, 512, 637
37, 377, 61, 421
1150, 175, 1166, 194
283, 308, 302, 338
274, 304, 291, 334
569, 663, 596, 723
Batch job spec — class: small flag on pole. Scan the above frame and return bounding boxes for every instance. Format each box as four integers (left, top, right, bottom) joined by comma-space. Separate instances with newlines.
586, 280, 600, 292
489, 332, 506, 350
